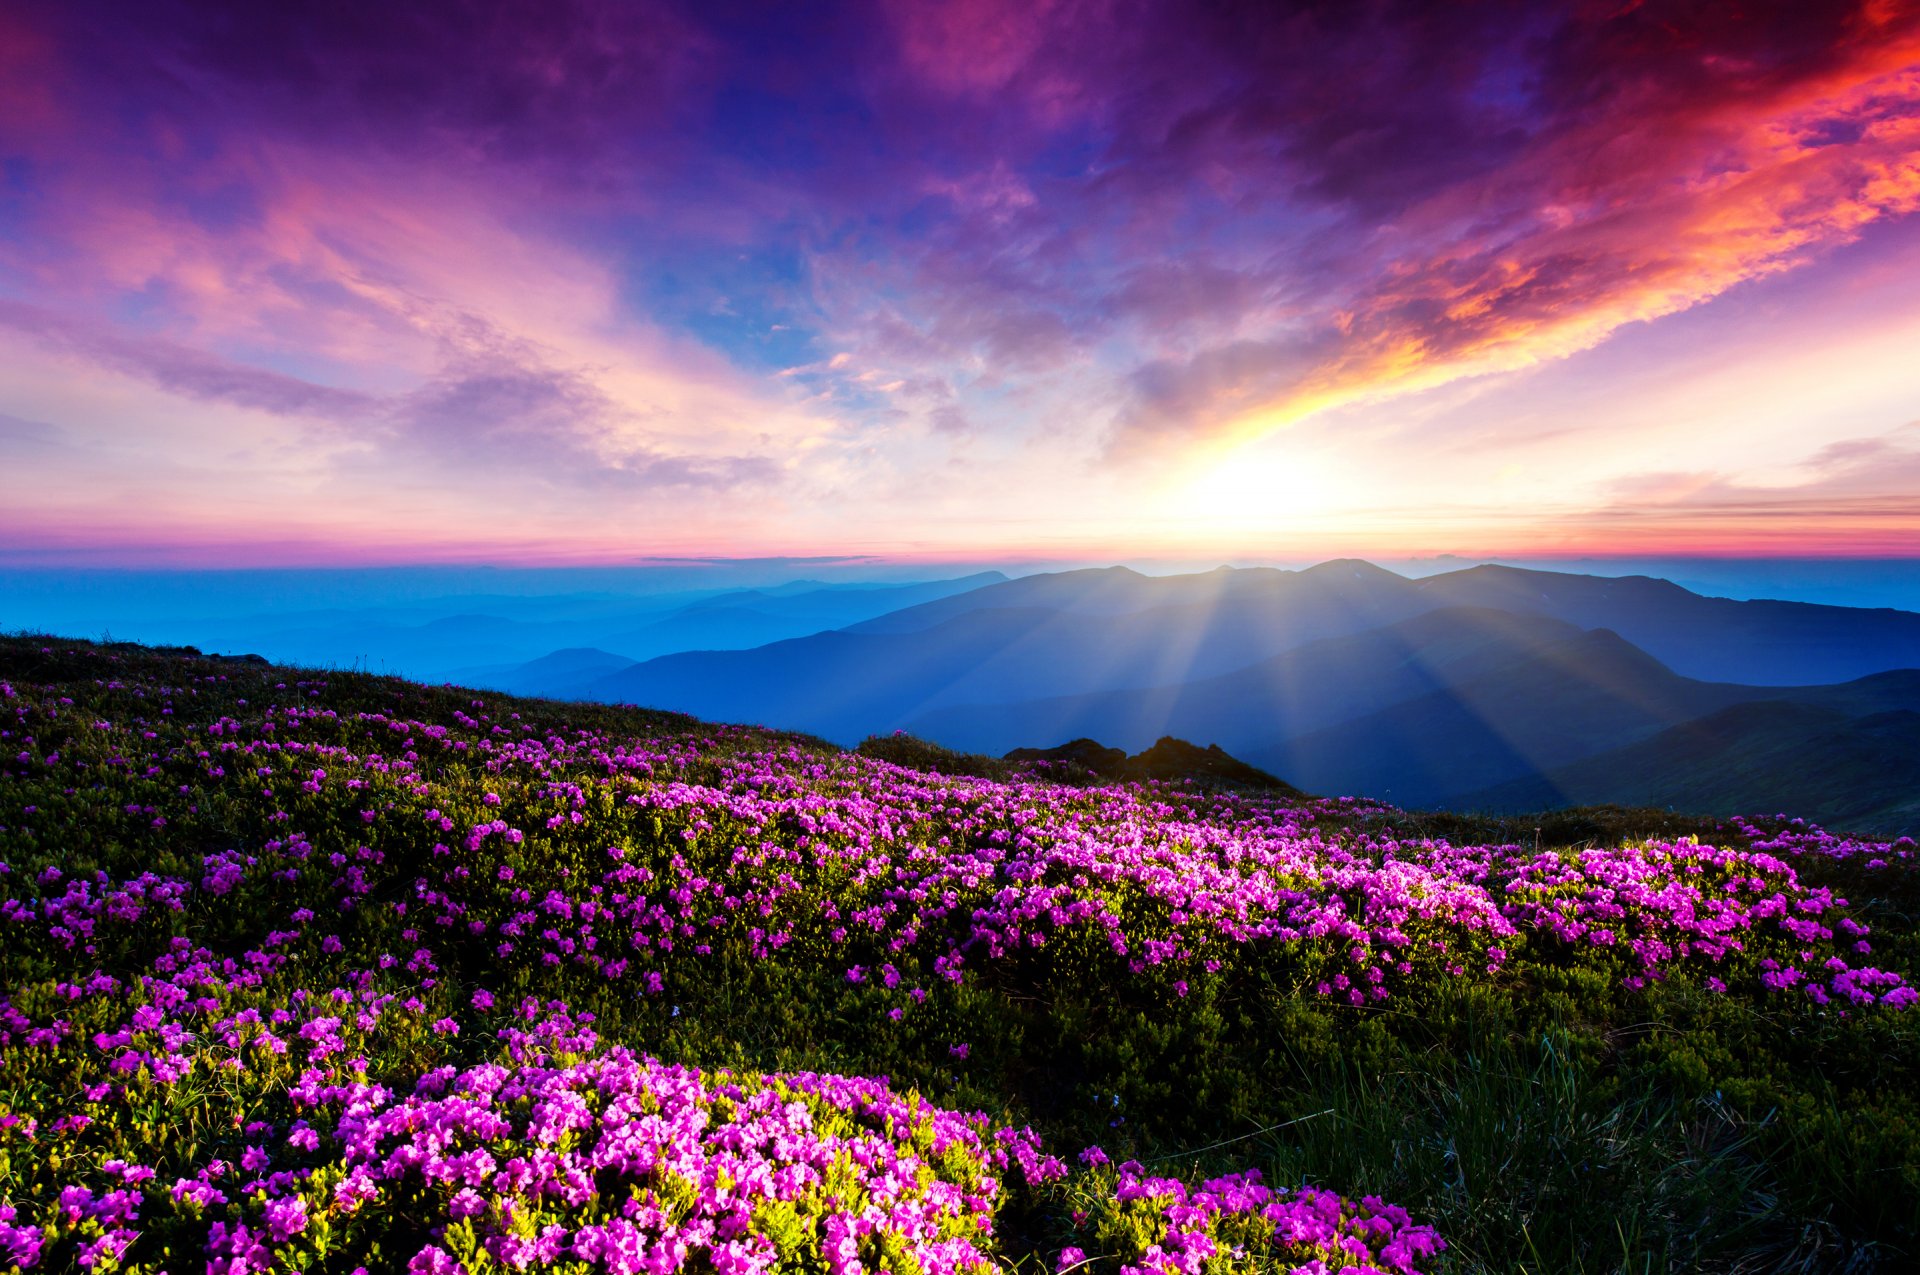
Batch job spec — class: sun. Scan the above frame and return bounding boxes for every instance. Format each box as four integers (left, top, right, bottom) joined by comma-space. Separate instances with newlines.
1155, 442, 1339, 536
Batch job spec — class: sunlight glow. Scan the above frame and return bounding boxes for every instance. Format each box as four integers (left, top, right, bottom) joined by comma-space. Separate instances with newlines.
1157, 446, 1341, 535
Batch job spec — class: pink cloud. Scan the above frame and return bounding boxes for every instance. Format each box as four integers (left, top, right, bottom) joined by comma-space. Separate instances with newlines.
889, 0, 1066, 95
1112, 13, 1920, 449
0, 301, 381, 419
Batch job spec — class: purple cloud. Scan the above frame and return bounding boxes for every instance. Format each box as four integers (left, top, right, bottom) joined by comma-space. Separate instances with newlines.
0, 301, 380, 420
3, 0, 1918, 559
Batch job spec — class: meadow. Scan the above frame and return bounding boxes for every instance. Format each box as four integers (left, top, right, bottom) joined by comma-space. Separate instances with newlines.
1, 636, 1916, 1274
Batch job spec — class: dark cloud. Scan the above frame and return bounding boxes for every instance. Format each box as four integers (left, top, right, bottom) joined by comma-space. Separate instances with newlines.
1088, 1, 1545, 216
1073, 1, 1920, 449
8, 0, 1918, 471
33, 0, 713, 171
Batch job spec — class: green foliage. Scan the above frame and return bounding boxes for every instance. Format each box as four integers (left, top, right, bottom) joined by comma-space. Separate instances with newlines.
2, 636, 1918, 1272
855, 732, 1014, 780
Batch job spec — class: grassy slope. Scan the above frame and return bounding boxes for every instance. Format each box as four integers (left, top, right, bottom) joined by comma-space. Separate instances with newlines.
3, 636, 1919, 1274
1457, 701, 1920, 836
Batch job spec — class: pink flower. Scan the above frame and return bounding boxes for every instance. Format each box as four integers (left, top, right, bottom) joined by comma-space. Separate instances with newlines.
263, 1195, 308, 1242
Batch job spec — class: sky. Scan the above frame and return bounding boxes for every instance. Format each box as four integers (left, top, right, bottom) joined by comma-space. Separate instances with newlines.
3, 0, 1920, 568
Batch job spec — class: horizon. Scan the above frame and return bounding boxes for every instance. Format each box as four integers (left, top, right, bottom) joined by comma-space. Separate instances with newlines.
11, 557, 1920, 662
4, 1, 1920, 565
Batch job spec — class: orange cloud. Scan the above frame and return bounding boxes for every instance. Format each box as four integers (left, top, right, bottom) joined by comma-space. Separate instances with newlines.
1204, 20, 1920, 444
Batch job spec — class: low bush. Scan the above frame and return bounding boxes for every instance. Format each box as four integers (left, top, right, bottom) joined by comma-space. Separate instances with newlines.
1, 636, 1915, 1273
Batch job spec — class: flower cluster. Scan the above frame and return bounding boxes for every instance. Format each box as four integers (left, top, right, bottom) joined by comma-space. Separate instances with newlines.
1, 984, 1064, 1275
5, 638, 1917, 1271
1062, 1160, 1444, 1275
10, 643, 1911, 1018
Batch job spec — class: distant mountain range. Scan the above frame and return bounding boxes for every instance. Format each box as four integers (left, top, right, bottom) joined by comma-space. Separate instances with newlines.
468, 560, 1920, 835
155, 573, 1009, 682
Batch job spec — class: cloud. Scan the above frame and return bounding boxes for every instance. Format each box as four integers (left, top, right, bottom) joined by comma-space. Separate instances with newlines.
1597, 424, 1920, 540
887, 0, 1081, 98
0, 10, 831, 519
0, 298, 785, 493
0, 412, 67, 453
1803, 420, 1920, 472
812, 2, 1920, 468
1102, 3, 1920, 449
0, 301, 381, 420
38, 0, 715, 177
395, 360, 612, 456
4, 0, 1919, 561
8, 296, 788, 497
387, 352, 782, 492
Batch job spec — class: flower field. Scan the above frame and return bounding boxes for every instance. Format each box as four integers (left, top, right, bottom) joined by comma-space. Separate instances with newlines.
2, 637, 1917, 1273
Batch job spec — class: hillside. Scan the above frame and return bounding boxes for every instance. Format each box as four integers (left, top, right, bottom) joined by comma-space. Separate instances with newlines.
1258, 627, 1748, 807
452, 645, 639, 698
1414, 564, 1920, 685
1250, 632, 1920, 817
584, 561, 1520, 733
76, 572, 1010, 686
1004, 735, 1306, 793
3, 635, 1920, 1273
1458, 700, 1920, 833
846, 559, 1417, 635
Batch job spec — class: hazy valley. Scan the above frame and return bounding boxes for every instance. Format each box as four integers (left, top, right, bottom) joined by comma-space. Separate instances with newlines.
437, 561, 1920, 836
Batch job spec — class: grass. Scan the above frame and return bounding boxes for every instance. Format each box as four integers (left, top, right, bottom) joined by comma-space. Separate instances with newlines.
1, 633, 1917, 1273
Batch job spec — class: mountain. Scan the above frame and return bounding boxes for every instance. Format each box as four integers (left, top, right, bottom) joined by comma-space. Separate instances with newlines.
583, 562, 1448, 739
1455, 700, 1920, 836
593, 573, 1010, 662
857, 560, 1920, 687
457, 647, 640, 699
901, 607, 1599, 757
257, 572, 1011, 685
898, 605, 1920, 820
848, 559, 1412, 635
1414, 564, 1920, 685
898, 602, 1766, 802
562, 560, 1920, 828
1256, 628, 1772, 809
168, 592, 732, 677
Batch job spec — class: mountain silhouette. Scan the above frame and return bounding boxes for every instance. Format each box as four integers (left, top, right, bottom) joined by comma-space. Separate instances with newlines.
1455, 699, 1920, 836
538, 560, 1920, 833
